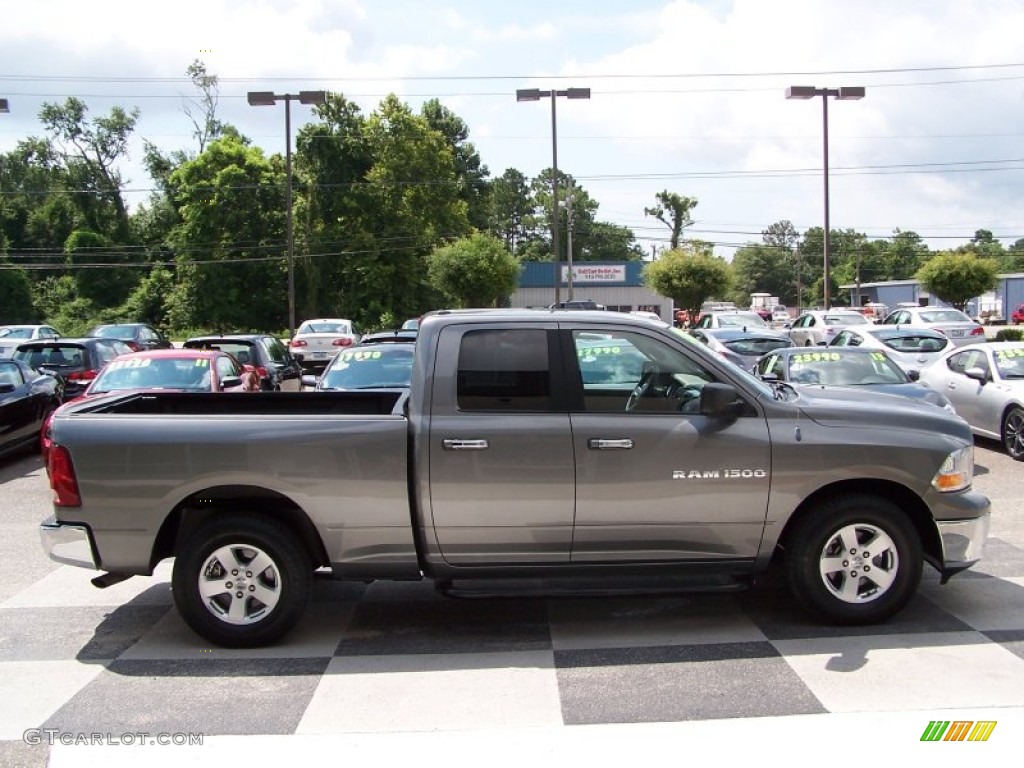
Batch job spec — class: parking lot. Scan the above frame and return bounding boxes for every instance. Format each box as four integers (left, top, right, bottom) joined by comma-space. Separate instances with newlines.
1, 438, 1023, 766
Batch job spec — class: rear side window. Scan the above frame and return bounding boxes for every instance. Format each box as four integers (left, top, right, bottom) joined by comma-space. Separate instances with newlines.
456, 329, 552, 411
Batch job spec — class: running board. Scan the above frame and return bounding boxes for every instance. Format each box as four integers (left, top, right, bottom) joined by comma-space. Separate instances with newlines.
436, 574, 751, 600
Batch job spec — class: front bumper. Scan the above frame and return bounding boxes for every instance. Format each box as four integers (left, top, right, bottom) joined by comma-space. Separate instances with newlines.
39, 516, 98, 569
932, 489, 991, 581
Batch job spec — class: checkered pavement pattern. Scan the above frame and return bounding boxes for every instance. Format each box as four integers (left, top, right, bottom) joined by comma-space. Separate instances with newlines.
2, 533, 1024, 766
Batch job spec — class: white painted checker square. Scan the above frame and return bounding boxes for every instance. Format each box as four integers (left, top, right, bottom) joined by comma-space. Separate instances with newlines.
0, 660, 108, 739
297, 650, 562, 733
775, 631, 1024, 712
1, 562, 173, 609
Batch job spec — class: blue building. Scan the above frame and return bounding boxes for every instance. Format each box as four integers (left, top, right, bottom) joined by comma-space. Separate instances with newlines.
840, 273, 1024, 322
510, 261, 672, 322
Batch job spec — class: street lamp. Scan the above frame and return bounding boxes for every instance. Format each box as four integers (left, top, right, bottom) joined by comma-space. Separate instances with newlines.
786, 85, 865, 309
247, 90, 327, 338
516, 86, 591, 305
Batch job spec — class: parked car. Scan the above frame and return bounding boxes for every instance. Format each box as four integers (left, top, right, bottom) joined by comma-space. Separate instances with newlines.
12, 338, 133, 398
183, 334, 302, 391
916, 342, 1024, 459
687, 327, 794, 372
770, 305, 791, 325
289, 318, 360, 372
86, 322, 173, 352
303, 337, 416, 391
787, 309, 873, 347
0, 358, 63, 459
39, 348, 260, 465
628, 310, 669, 326
1011, 304, 1024, 325
0, 324, 62, 359
879, 306, 985, 347
828, 326, 951, 373
753, 346, 955, 412
401, 318, 420, 331
692, 310, 770, 330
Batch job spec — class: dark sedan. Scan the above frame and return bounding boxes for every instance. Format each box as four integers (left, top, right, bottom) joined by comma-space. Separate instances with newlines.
753, 346, 955, 412
183, 334, 302, 391
12, 338, 134, 398
0, 359, 63, 459
87, 322, 173, 351
687, 327, 794, 372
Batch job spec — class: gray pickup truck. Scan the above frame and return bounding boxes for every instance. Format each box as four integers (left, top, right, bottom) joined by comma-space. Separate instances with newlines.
41, 310, 990, 647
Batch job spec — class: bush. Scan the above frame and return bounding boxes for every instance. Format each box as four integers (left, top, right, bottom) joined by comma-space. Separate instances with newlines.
995, 328, 1024, 342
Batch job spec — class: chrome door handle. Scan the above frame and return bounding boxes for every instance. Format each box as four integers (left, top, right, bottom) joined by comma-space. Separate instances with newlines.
442, 439, 489, 451
588, 438, 634, 450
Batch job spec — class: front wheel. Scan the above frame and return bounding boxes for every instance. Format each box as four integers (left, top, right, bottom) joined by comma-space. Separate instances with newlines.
785, 496, 922, 625
1003, 406, 1024, 460
172, 515, 312, 647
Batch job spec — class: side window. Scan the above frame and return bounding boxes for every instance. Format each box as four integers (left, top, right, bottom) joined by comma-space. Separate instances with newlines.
572, 330, 717, 414
832, 332, 848, 346
456, 329, 553, 411
962, 350, 990, 375
946, 352, 968, 375
215, 355, 239, 382
262, 338, 284, 364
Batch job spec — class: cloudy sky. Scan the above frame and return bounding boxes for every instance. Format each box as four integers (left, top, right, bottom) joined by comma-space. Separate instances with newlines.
3, 0, 1024, 259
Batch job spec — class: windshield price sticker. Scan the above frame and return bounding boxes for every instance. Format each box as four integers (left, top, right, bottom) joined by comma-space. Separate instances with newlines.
193, 359, 209, 367
578, 346, 623, 362
339, 350, 383, 363
996, 348, 1024, 359
107, 358, 153, 370
792, 352, 841, 364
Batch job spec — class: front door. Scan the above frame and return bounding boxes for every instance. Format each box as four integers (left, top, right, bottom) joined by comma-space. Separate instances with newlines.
565, 327, 771, 562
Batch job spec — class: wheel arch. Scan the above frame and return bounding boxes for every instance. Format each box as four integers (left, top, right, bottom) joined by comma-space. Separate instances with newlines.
151, 485, 330, 571
775, 479, 942, 570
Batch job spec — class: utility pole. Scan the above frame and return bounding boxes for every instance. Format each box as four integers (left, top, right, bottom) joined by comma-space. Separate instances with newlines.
566, 177, 575, 302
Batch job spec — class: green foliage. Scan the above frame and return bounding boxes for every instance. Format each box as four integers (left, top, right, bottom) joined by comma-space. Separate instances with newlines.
30, 275, 98, 335
643, 245, 732, 317
427, 233, 520, 308
644, 190, 697, 250
730, 243, 794, 305
915, 252, 1000, 312
995, 328, 1024, 342
487, 168, 534, 253
0, 253, 36, 323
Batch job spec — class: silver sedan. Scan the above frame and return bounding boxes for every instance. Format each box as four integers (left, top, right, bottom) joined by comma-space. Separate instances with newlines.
828, 326, 951, 373
879, 306, 985, 347
917, 342, 1024, 459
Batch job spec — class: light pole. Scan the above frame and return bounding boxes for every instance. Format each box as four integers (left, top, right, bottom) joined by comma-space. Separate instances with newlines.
247, 90, 327, 338
516, 87, 590, 305
786, 85, 865, 309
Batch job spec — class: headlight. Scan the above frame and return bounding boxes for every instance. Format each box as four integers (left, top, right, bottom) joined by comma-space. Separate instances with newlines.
932, 445, 973, 492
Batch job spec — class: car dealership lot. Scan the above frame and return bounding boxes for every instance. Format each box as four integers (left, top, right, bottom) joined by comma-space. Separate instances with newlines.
1, 440, 1023, 766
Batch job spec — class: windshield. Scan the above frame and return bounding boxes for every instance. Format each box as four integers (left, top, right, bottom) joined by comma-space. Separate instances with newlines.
723, 337, 793, 356
994, 347, 1024, 379
90, 356, 213, 393
716, 313, 767, 328
299, 321, 352, 335
12, 345, 85, 368
918, 309, 971, 323
319, 346, 414, 389
824, 314, 870, 326
92, 326, 133, 339
786, 350, 907, 385
0, 327, 34, 339
875, 331, 947, 353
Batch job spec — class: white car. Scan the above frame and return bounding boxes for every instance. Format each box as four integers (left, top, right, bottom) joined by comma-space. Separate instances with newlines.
0, 324, 62, 359
916, 341, 1024, 459
879, 306, 985, 348
289, 319, 360, 371
787, 309, 872, 347
828, 325, 951, 373
692, 310, 769, 330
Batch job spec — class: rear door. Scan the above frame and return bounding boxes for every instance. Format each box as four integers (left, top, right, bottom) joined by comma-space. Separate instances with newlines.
426, 323, 575, 564
563, 325, 772, 563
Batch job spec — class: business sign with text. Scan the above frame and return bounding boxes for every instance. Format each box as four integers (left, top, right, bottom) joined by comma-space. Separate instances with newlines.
560, 265, 626, 283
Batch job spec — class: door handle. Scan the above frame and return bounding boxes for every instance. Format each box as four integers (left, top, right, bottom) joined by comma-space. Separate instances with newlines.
588, 438, 634, 450
442, 439, 489, 451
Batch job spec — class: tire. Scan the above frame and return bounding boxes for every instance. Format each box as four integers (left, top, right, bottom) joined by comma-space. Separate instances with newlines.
785, 495, 922, 625
1003, 406, 1024, 461
172, 515, 312, 647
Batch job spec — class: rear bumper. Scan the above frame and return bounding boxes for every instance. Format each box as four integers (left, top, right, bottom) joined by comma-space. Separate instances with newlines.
39, 516, 98, 569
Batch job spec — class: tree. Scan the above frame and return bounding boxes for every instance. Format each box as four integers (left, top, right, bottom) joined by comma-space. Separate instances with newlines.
730, 243, 794, 306
38, 97, 139, 239
184, 59, 223, 153
421, 99, 490, 230
916, 252, 999, 311
643, 243, 732, 319
427, 233, 520, 308
64, 229, 137, 307
644, 191, 697, 250
487, 168, 533, 253
0, 242, 35, 323
168, 132, 287, 331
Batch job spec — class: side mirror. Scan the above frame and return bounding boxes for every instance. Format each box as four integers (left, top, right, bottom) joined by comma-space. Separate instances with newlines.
301, 374, 318, 389
964, 367, 989, 383
906, 369, 921, 382
783, 323, 792, 330
0, 383, 15, 394
699, 382, 743, 417
220, 376, 242, 390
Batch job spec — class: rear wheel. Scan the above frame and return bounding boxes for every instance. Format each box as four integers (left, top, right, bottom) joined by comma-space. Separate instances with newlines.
785, 496, 921, 624
172, 515, 312, 647
1003, 406, 1024, 461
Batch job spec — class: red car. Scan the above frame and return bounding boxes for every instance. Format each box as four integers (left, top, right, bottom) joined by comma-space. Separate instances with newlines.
41, 349, 258, 462
1013, 304, 1024, 325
